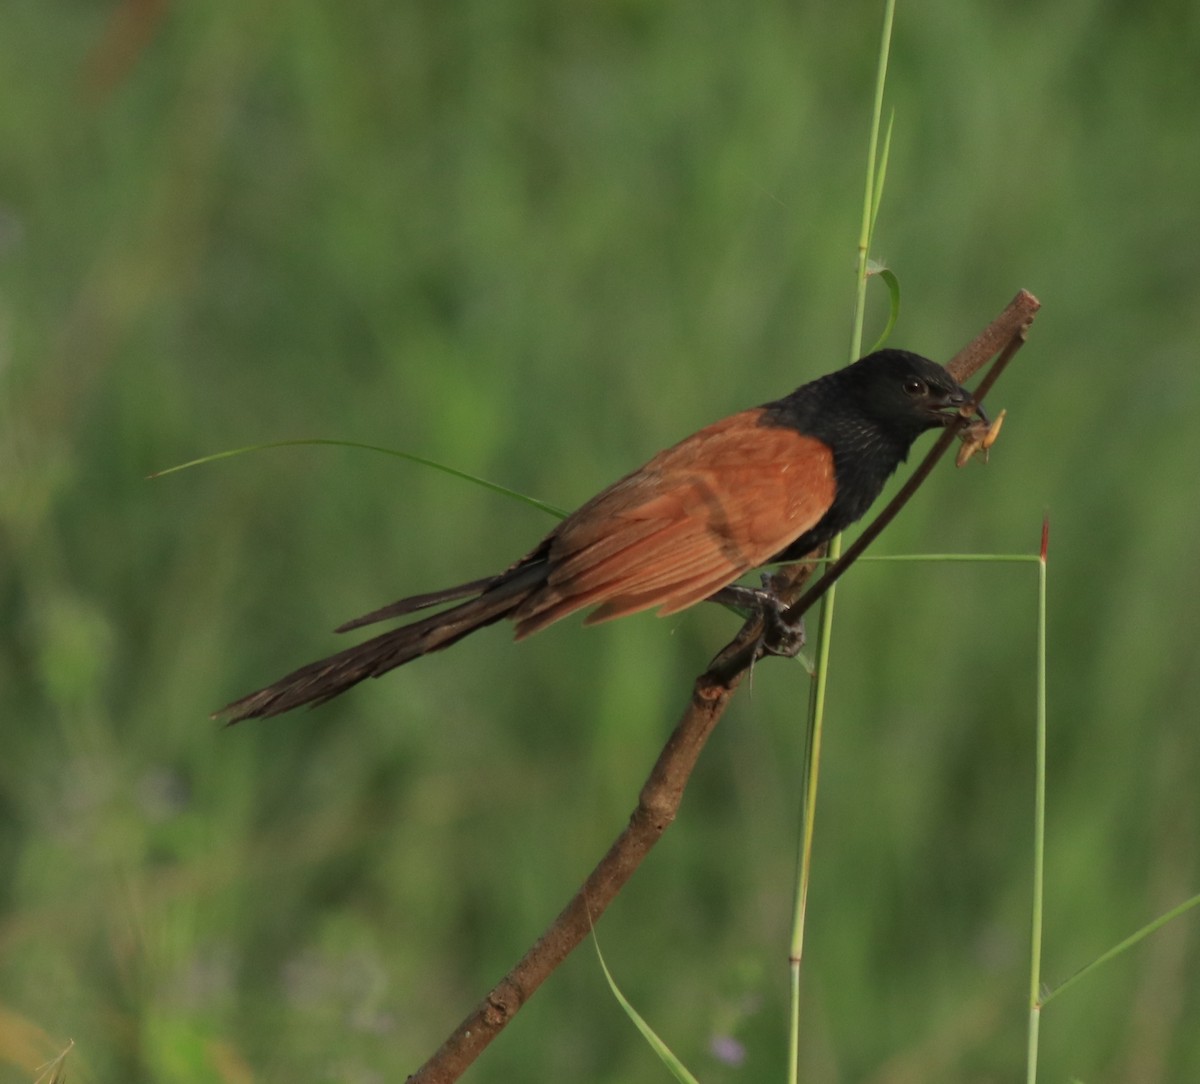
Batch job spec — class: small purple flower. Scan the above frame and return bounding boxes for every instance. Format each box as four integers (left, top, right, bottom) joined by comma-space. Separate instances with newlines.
709, 1034, 746, 1067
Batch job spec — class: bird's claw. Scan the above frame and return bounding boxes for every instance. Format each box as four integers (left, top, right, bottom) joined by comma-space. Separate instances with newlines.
708, 582, 806, 658
757, 595, 807, 658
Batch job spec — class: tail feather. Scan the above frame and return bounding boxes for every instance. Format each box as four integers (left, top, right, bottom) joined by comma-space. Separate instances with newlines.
334, 576, 496, 633
215, 566, 545, 723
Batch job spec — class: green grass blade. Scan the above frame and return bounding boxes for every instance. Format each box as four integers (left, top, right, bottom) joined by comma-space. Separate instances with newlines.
592, 932, 702, 1084
792, 3, 895, 1080
767, 553, 1040, 567
148, 438, 569, 519
1026, 517, 1049, 1084
787, 535, 841, 1084
868, 108, 896, 240
849, 552, 1041, 564
1040, 890, 1200, 1008
866, 264, 901, 353
850, 0, 897, 361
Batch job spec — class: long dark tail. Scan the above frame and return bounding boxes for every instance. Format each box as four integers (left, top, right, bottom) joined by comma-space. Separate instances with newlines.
214, 562, 547, 723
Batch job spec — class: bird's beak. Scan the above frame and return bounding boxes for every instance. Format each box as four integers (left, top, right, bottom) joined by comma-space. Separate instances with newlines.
931, 387, 987, 426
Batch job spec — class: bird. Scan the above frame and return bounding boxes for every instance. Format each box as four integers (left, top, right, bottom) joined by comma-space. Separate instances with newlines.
216, 349, 978, 722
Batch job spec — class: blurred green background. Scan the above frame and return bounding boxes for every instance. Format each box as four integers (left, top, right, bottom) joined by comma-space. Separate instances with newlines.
3, 2, 1199, 1081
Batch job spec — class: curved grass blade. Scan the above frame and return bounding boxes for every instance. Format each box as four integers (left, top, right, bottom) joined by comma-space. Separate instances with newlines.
867, 263, 901, 353
149, 438, 569, 519
591, 931, 701, 1084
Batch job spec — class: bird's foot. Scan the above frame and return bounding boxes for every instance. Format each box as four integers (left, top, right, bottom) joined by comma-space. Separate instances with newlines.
709, 583, 806, 659
758, 595, 807, 658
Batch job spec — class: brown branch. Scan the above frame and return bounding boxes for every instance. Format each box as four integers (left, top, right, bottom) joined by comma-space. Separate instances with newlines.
946, 288, 1040, 383
407, 669, 747, 1084
407, 291, 1040, 1084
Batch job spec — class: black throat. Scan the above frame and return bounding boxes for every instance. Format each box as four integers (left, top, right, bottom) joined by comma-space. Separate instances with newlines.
757, 366, 936, 561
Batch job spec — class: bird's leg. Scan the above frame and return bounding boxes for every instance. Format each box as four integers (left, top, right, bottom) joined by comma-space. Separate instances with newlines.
708, 583, 770, 614
708, 581, 807, 659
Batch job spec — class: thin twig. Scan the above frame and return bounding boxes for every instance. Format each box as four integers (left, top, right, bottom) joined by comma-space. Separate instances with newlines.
407, 291, 1039, 1084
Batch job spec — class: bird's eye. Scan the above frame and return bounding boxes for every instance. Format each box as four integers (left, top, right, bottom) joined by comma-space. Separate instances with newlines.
903, 378, 928, 397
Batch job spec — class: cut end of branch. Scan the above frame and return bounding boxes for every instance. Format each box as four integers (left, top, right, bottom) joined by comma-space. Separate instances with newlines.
947, 289, 1040, 384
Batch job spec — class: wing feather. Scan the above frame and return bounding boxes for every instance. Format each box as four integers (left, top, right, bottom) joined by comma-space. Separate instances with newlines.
512, 410, 835, 638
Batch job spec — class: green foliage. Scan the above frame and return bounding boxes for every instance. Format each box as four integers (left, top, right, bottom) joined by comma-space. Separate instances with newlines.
2, 3, 1200, 1082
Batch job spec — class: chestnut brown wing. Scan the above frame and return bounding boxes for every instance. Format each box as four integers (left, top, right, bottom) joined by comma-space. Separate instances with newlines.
511, 409, 835, 638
